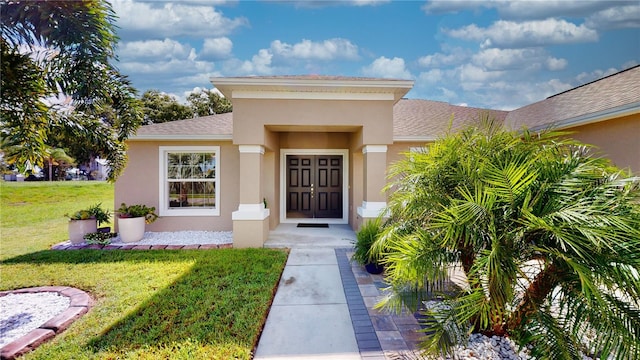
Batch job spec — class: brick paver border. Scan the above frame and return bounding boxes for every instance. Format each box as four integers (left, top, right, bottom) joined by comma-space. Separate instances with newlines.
51, 242, 233, 250
0, 286, 92, 360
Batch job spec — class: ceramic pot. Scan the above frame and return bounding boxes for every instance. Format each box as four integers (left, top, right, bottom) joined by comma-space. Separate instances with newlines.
68, 219, 97, 244
118, 216, 146, 243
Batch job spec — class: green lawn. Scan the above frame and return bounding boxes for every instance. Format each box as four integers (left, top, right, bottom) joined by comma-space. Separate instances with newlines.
0, 181, 288, 359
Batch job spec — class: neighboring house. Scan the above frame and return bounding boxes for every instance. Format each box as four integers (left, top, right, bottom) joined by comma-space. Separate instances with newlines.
115, 66, 640, 248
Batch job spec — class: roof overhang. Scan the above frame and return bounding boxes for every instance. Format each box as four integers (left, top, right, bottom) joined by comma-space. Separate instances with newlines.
128, 134, 233, 141
530, 101, 640, 132
211, 76, 414, 103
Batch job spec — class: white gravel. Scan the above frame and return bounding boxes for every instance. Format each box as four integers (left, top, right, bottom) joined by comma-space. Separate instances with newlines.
100, 231, 232, 246
0, 292, 70, 348
446, 333, 531, 360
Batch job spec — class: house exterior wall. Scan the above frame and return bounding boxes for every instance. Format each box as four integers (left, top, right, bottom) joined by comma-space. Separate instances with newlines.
567, 114, 640, 174
232, 99, 394, 146
115, 140, 239, 232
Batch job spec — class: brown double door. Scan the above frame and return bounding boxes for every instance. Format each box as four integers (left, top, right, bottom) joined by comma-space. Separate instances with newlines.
286, 155, 343, 219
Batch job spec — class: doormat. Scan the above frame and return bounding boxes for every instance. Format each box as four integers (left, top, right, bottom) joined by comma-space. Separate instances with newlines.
297, 223, 329, 228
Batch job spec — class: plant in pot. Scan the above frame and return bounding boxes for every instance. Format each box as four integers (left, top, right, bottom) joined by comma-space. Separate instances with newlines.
66, 203, 111, 245
116, 203, 158, 243
352, 218, 384, 274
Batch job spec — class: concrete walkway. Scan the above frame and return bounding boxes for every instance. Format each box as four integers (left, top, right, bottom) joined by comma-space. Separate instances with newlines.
254, 247, 360, 359
255, 224, 422, 360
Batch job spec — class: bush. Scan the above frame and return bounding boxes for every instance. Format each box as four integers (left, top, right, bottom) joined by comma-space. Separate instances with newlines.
352, 218, 382, 265
377, 120, 640, 359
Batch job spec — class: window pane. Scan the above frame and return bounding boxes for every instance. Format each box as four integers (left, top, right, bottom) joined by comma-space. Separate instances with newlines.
165, 150, 217, 210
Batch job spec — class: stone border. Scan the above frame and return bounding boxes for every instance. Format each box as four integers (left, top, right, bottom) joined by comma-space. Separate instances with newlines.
335, 248, 385, 358
51, 242, 233, 250
0, 286, 91, 360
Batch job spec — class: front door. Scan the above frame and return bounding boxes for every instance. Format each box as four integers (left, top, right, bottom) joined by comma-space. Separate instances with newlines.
286, 155, 343, 219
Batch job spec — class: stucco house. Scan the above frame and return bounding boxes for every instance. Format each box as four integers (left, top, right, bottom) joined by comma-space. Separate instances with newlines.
115, 65, 640, 248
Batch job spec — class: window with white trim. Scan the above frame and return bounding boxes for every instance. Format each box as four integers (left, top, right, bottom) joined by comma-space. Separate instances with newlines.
159, 146, 220, 216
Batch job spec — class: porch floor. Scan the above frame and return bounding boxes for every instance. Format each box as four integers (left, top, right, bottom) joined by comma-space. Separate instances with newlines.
264, 223, 356, 248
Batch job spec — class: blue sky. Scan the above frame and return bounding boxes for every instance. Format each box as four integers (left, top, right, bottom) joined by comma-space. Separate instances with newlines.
112, 0, 639, 110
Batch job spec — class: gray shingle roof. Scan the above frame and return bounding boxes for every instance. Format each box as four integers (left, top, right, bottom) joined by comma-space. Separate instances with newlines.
132, 66, 639, 140
505, 65, 640, 130
393, 99, 508, 139
133, 112, 232, 139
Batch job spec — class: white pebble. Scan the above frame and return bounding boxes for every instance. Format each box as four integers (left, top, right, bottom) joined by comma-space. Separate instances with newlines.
0, 292, 70, 348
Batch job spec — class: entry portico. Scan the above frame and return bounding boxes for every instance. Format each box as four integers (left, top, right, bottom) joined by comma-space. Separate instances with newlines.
213, 76, 413, 247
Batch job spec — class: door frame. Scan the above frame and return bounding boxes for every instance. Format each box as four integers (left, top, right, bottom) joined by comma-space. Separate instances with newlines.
280, 148, 349, 224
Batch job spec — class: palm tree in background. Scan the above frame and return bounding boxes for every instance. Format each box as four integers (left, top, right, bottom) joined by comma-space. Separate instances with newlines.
375, 120, 640, 359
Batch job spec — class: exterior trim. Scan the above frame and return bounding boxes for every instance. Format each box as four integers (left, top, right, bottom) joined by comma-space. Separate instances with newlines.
362, 145, 388, 154
393, 136, 437, 142
212, 77, 414, 103
238, 145, 265, 154
131, 134, 233, 141
232, 203, 270, 220
279, 149, 350, 225
232, 90, 394, 101
357, 201, 388, 218
158, 146, 221, 217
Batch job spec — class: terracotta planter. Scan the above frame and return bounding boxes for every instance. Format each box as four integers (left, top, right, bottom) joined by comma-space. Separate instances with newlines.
68, 219, 97, 244
118, 216, 146, 243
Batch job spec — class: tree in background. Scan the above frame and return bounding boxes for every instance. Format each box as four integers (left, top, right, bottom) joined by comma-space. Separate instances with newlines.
187, 89, 232, 117
140, 90, 192, 125
0, 0, 142, 181
139, 88, 232, 124
375, 120, 640, 359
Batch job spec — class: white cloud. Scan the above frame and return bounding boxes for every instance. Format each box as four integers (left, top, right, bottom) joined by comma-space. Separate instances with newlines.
118, 39, 193, 61
349, 0, 391, 6
586, 5, 640, 29
231, 49, 274, 75
421, 0, 482, 14
270, 38, 359, 61
423, 0, 620, 20
471, 48, 567, 72
112, 0, 248, 39
575, 67, 621, 85
418, 47, 470, 67
200, 37, 233, 60
545, 57, 568, 71
362, 56, 412, 79
446, 19, 598, 48
418, 69, 443, 84
290, 0, 390, 8
496, 1, 620, 20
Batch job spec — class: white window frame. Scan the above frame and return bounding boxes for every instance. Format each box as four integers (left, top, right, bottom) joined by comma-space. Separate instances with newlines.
159, 146, 220, 217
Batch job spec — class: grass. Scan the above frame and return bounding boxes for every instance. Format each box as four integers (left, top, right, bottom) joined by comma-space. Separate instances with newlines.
0, 181, 288, 359
1, 181, 115, 260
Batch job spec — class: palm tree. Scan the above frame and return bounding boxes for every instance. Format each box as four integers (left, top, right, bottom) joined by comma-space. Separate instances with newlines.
0, 0, 142, 181
375, 120, 640, 359
44, 147, 75, 181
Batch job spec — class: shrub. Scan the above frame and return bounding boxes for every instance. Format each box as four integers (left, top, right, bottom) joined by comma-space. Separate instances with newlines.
66, 203, 111, 225
376, 119, 640, 359
352, 218, 383, 265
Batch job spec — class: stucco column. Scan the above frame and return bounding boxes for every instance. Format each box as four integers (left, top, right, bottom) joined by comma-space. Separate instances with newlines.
357, 145, 388, 221
232, 145, 270, 248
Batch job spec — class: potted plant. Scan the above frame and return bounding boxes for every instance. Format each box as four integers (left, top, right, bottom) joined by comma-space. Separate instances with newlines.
83, 231, 116, 245
116, 203, 158, 243
66, 203, 111, 244
352, 218, 384, 274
